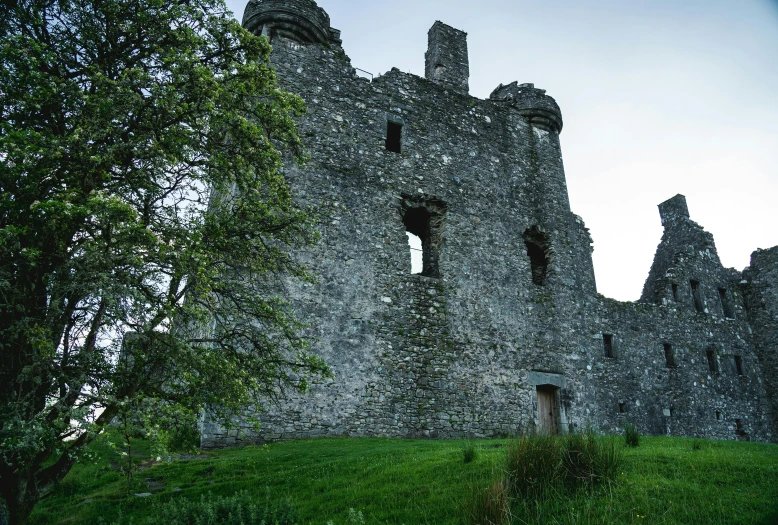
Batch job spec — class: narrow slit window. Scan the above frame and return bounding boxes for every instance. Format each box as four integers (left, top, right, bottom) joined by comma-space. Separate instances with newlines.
386, 121, 402, 153
690, 280, 704, 313
718, 288, 735, 319
603, 334, 614, 358
669, 407, 675, 417
523, 227, 551, 286
664, 343, 676, 368
716, 411, 721, 421
706, 349, 718, 373
672, 283, 679, 302
734, 355, 743, 376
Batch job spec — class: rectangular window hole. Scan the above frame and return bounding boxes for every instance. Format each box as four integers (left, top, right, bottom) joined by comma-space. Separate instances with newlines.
672, 283, 679, 302
603, 334, 614, 358
618, 402, 626, 413
734, 355, 743, 376
523, 227, 551, 286
706, 349, 718, 373
718, 287, 735, 319
386, 121, 402, 153
716, 411, 721, 421
690, 280, 704, 313
664, 343, 676, 368
402, 196, 447, 278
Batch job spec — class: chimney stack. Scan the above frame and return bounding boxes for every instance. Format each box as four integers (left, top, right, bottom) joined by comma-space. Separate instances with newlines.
425, 21, 469, 94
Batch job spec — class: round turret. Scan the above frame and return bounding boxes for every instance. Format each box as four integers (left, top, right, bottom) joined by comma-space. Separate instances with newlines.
242, 0, 333, 44
490, 82, 563, 134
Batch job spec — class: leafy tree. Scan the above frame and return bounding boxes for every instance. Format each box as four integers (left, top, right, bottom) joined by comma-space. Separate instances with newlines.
0, 0, 329, 522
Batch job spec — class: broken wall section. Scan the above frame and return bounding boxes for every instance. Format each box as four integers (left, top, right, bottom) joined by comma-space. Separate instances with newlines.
743, 247, 778, 439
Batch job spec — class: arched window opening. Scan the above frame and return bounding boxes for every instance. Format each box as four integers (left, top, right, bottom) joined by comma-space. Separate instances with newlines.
523, 227, 552, 286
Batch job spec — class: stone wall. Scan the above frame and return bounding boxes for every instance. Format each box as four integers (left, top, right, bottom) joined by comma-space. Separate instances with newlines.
744, 248, 778, 439
200, 0, 775, 448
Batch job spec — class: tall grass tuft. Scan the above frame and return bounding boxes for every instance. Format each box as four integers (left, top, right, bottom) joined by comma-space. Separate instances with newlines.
506, 433, 562, 498
462, 440, 479, 464
465, 478, 511, 525
623, 422, 640, 448
560, 430, 622, 488
505, 430, 623, 499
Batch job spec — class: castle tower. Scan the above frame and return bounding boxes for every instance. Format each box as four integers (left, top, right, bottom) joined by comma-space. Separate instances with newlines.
242, 0, 341, 45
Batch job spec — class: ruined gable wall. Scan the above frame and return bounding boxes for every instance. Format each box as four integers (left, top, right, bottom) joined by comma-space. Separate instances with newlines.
744, 248, 778, 439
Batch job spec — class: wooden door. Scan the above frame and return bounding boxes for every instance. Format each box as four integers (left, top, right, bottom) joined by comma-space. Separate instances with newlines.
537, 387, 557, 434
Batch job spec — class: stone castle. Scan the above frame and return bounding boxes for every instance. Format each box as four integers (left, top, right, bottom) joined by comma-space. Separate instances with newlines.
200, 0, 778, 447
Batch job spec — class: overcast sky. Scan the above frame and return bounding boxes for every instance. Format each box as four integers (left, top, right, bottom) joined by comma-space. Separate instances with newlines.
224, 0, 778, 301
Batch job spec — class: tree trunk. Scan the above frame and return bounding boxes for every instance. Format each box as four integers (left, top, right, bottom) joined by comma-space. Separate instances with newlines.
1, 477, 36, 525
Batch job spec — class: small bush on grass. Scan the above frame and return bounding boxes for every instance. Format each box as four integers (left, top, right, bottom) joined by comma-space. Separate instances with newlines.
465, 478, 511, 525
623, 422, 640, 448
462, 440, 478, 464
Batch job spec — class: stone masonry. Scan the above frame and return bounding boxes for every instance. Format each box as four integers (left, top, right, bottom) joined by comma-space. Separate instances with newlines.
200, 0, 778, 447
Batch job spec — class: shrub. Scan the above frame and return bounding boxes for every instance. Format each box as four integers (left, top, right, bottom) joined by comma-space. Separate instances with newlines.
465, 478, 511, 525
462, 441, 478, 464
624, 422, 640, 448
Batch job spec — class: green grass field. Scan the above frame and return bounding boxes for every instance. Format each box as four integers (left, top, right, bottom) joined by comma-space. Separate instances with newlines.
29, 434, 778, 525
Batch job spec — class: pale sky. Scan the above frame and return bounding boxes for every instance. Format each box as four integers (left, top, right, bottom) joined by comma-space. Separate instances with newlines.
225, 0, 778, 301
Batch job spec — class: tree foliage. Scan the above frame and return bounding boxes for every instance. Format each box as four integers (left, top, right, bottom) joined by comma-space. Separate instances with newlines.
0, 0, 328, 522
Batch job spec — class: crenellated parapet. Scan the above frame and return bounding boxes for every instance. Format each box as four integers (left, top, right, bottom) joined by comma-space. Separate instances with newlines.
490, 82, 563, 134
242, 0, 341, 45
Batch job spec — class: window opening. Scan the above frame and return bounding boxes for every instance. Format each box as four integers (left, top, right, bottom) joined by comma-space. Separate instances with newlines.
718, 288, 735, 319
603, 334, 614, 358
523, 227, 552, 286
401, 195, 447, 278
706, 349, 718, 373
690, 280, 704, 313
671, 283, 679, 302
669, 407, 675, 417
716, 411, 721, 421
406, 232, 423, 274
734, 355, 743, 376
664, 343, 676, 368
618, 402, 626, 414
386, 121, 402, 153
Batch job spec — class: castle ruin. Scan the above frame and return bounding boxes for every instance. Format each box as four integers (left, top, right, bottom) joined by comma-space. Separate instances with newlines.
201, 0, 778, 447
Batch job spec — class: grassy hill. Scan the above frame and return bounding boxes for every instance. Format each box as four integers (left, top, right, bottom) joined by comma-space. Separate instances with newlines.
29, 434, 778, 525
